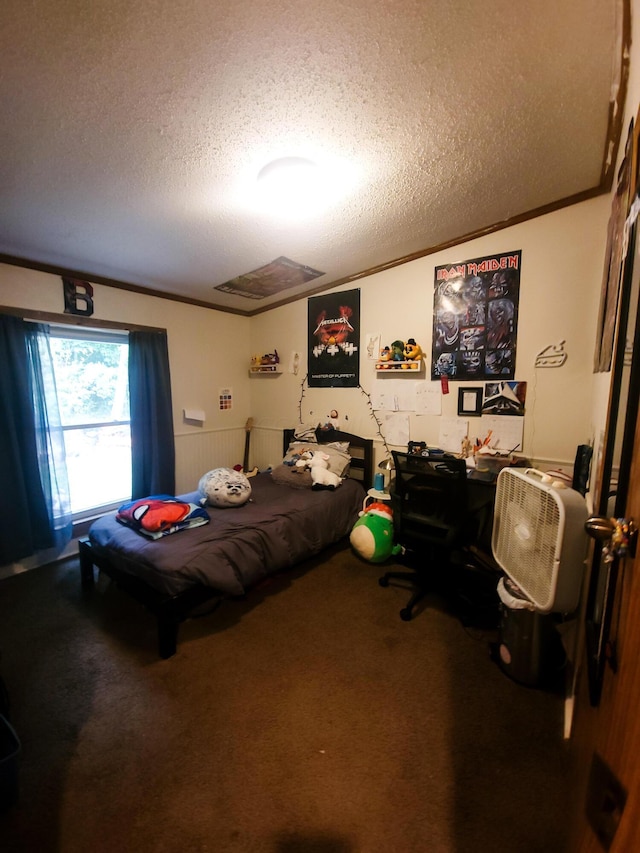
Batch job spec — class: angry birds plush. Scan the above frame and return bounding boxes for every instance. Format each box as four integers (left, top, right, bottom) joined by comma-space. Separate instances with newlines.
390, 340, 405, 361
349, 502, 403, 563
198, 468, 252, 508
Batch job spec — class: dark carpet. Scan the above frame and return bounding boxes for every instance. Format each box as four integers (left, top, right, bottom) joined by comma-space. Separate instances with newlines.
0, 544, 574, 852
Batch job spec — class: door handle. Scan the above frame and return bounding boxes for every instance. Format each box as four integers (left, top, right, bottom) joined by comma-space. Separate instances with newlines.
585, 516, 637, 560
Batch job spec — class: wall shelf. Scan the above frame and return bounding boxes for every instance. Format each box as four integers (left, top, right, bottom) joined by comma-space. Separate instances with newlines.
375, 359, 423, 372
249, 366, 282, 375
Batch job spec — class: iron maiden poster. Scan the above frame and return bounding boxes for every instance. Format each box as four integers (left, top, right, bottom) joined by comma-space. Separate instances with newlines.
432, 250, 521, 381
308, 289, 360, 387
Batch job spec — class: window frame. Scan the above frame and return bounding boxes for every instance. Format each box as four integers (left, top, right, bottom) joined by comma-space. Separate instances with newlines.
47, 323, 132, 522
1, 304, 167, 532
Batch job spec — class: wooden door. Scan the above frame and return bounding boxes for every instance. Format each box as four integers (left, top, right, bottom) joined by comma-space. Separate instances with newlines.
569, 402, 640, 851
569, 193, 640, 849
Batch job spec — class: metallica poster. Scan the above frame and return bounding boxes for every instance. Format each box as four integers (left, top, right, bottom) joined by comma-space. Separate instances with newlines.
308, 289, 360, 387
432, 250, 521, 381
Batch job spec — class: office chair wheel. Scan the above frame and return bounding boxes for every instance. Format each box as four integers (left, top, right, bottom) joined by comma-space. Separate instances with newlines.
400, 607, 413, 621
379, 576, 390, 587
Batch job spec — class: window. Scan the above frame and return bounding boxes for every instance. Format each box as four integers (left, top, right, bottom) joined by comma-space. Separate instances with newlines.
48, 326, 131, 516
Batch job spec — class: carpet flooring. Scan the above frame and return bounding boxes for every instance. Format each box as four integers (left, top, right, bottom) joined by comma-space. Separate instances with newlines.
0, 544, 575, 852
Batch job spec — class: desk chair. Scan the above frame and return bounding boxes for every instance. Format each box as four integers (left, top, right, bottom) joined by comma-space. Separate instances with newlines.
379, 451, 478, 621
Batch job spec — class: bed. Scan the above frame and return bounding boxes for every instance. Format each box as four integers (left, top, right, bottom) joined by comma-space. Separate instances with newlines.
79, 428, 373, 658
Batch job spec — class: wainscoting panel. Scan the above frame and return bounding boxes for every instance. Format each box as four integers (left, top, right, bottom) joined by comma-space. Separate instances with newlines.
174, 426, 286, 493
175, 429, 244, 494
249, 427, 287, 472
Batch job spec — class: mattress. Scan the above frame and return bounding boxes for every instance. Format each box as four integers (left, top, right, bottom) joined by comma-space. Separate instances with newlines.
88, 472, 365, 596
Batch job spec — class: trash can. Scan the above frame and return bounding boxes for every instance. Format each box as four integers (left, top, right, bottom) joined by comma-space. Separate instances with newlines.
0, 714, 20, 812
496, 577, 556, 687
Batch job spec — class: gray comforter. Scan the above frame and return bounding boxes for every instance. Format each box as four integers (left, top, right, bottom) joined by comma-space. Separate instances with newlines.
88, 473, 365, 596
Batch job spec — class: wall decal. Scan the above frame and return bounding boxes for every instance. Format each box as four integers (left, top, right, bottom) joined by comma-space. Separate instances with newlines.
62, 277, 94, 316
535, 341, 567, 368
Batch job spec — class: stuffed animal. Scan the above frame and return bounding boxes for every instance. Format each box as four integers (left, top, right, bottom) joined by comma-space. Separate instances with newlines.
293, 450, 313, 469
308, 451, 342, 490
403, 338, 422, 361
390, 340, 405, 361
198, 467, 252, 507
349, 502, 403, 563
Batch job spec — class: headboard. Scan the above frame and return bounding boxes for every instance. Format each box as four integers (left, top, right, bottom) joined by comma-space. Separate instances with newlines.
283, 428, 373, 491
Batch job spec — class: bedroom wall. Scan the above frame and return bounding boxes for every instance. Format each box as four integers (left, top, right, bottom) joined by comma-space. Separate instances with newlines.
248, 196, 613, 473
0, 170, 617, 573
587, 4, 640, 513
0, 263, 252, 495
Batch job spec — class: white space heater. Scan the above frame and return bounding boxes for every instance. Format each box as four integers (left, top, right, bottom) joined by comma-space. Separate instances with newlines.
491, 468, 589, 613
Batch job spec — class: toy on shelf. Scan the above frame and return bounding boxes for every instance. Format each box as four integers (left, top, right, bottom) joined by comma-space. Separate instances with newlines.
250, 350, 281, 373
390, 340, 405, 361
403, 338, 422, 360
375, 337, 423, 371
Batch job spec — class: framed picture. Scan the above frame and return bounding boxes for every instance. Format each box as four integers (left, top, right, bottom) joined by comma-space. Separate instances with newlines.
593, 118, 634, 372
457, 387, 483, 416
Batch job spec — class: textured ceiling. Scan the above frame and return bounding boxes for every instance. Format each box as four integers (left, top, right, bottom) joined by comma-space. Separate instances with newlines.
0, 0, 627, 315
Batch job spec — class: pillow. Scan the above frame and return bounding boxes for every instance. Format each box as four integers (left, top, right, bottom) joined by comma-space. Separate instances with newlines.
317, 444, 351, 477
325, 440, 350, 454
284, 440, 316, 459
198, 468, 252, 507
283, 441, 350, 477
116, 495, 209, 539
270, 464, 313, 489
272, 440, 351, 489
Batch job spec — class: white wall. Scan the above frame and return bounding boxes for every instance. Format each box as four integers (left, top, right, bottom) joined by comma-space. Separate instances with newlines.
250, 197, 612, 471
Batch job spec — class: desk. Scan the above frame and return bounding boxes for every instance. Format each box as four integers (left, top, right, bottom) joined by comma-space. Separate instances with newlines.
466, 459, 531, 551
467, 474, 497, 553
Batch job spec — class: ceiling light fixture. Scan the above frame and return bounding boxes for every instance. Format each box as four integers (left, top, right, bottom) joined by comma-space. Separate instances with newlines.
255, 156, 325, 219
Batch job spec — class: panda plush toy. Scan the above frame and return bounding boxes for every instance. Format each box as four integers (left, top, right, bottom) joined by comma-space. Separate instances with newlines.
198, 467, 252, 508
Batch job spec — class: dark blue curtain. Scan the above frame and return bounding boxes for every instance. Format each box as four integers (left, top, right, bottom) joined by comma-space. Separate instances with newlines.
129, 330, 175, 498
0, 315, 71, 564
25, 324, 72, 551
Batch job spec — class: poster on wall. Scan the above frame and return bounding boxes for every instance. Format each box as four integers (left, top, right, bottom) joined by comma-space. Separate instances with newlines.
308, 288, 360, 387
481, 381, 526, 416
432, 250, 521, 381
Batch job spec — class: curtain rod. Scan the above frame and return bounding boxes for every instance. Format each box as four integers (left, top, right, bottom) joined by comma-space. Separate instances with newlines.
0, 305, 165, 334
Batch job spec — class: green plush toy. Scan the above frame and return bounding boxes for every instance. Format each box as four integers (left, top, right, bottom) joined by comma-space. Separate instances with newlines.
349, 502, 403, 563
390, 339, 405, 361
